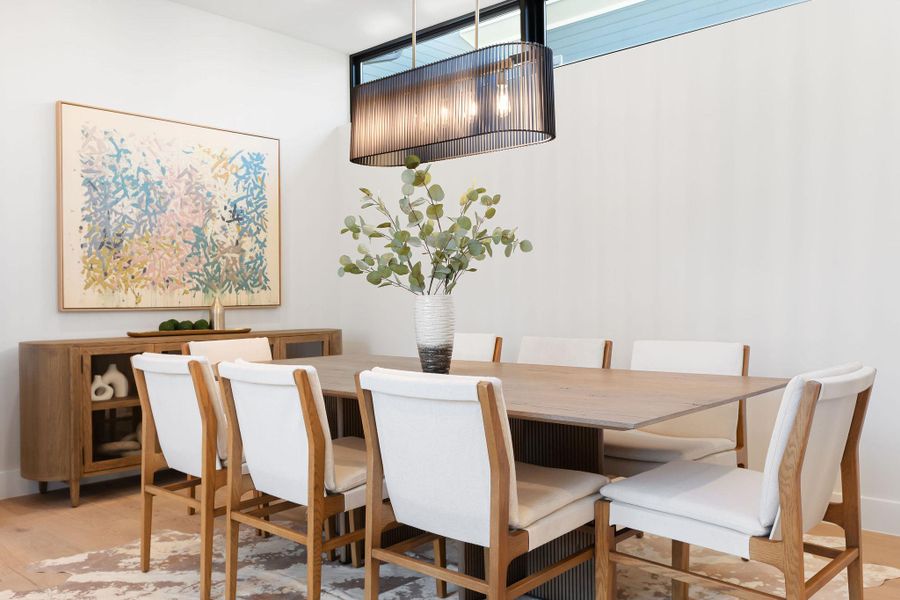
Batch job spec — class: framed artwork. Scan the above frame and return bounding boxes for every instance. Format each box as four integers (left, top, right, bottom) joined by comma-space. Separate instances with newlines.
57, 101, 281, 310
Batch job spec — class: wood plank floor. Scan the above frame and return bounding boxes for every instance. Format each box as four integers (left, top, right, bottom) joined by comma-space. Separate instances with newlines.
1, 474, 899, 597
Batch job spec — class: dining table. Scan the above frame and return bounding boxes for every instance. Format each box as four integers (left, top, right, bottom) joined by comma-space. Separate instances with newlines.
275, 353, 789, 600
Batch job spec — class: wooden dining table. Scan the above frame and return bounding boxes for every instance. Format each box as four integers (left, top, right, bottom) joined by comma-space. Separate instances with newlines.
275, 354, 788, 600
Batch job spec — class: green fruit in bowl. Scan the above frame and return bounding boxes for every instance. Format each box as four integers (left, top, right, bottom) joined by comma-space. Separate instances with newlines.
176, 320, 194, 330
158, 320, 176, 331
193, 319, 210, 330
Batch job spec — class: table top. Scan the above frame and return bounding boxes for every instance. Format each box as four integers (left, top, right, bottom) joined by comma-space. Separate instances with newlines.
275, 354, 788, 431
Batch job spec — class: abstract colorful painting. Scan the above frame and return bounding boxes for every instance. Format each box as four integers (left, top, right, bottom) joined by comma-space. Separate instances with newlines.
57, 102, 280, 310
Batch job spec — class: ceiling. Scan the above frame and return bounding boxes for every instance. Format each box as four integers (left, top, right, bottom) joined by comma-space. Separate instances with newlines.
168, 0, 509, 55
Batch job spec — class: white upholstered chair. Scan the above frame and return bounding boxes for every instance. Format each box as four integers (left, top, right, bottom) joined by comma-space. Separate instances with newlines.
604, 340, 750, 476
182, 337, 274, 518
517, 335, 612, 368
453, 332, 503, 362
596, 363, 876, 600
184, 336, 272, 367
356, 368, 609, 599
218, 361, 369, 600
132, 353, 251, 600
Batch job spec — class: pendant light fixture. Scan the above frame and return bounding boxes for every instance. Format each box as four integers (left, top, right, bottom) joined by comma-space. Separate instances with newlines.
350, 0, 556, 166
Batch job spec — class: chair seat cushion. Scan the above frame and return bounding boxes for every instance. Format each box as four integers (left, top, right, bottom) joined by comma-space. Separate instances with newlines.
513, 462, 608, 528
331, 436, 367, 493
600, 461, 770, 536
603, 429, 734, 463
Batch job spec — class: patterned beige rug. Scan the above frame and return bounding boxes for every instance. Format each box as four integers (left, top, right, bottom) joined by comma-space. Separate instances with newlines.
1, 526, 898, 599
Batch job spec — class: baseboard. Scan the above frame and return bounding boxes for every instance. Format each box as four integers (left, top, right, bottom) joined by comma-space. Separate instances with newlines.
832, 491, 900, 536
0, 468, 139, 501
0, 468, 39, 500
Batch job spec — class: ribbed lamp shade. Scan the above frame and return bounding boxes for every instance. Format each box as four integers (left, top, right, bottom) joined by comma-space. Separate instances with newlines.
350, 42, 556, 166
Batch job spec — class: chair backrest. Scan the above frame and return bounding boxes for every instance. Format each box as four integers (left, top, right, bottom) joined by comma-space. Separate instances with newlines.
453, 333, 502, 362
185, 337, 272, 366
760, 363, 875, 537
218, 361, 333, 506
517, 336, 611, 368
357, 368, 518, 547
633, 340, 748, 441
131, 353, 222, 477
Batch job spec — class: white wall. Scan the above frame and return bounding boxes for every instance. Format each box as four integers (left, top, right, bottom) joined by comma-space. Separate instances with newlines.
0, 0, 348, 497
333, 0, 900, 534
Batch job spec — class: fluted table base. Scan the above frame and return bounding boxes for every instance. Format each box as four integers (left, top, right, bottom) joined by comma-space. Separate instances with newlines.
461, 419, 605, 600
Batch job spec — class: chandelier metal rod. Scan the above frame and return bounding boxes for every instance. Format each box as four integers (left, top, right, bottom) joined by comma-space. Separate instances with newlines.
475, 0, 480, 49
412, 0, 480, 68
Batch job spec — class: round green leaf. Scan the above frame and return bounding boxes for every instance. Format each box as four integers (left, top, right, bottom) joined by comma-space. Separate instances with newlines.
485, 207, 496, 219
366, 271, 382, 285
457, 215, 472, 230
426, 204, 444, 220
520, 240, 534, 252
401, 183, 415, 196
428, 185, 445, 201
339, 255, 352, 266
405, 155, 421, 169
401, 169, 416, 184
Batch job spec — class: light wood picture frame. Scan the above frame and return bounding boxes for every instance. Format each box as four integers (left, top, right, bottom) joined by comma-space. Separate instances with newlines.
57, 101, 281, 311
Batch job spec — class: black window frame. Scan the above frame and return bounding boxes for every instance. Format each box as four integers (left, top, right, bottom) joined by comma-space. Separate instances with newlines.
349, 0, 544, 89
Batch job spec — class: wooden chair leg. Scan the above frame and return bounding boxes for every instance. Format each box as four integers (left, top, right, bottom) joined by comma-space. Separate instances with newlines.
140, 490, 153, 572
348, 508, 363, 568
307, 505, 324, 600
485, 546, 509, 600
846, 541, 864, 599
672, 540, 690, 600
433, 537, 448, 598
596, 501, 617, 600
198, 482, 216, 600
364, 549, 381, 600
782, 542, 807, 600
324, 516, 338, 562
843, 465, 865, 599
38, 481, 48, 494
253, 490, 263, 536
225, 517, 240, 600
187, 475, 196, 515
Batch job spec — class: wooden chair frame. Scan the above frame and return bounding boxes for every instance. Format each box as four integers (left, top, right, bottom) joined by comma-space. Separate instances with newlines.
356, 374, 603, 600
133, 360, 262, 600
492, 337, 504, 363
220, 369, 367, 600
601, 340, 613, 369
597, 380, 873, 600
735, 344, 751, 468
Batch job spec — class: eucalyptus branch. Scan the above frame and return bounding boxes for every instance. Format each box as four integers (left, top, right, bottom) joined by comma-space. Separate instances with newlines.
338, 155, 532, 295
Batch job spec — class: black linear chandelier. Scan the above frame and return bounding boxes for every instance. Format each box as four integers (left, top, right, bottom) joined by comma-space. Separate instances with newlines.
350, 0, 556, 166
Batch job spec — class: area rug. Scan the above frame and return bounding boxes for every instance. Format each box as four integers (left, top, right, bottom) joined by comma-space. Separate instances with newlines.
2, 527, 898, 599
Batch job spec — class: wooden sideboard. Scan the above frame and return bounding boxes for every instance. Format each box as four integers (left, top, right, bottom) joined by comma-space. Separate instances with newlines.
19, 328, 342, 506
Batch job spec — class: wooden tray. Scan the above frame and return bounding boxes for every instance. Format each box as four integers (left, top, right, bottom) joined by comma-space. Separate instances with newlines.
127, 328, 251, 338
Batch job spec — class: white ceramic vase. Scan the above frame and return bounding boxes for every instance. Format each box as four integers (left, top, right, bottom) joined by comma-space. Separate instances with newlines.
210, 296, 226, 330
90, 375, 113, 401
414, 294, 455, 374
101, 364, 129, 398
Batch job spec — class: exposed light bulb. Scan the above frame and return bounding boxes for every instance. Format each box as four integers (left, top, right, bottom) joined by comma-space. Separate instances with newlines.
496, 84, 510, 117
496, 70, 510, 117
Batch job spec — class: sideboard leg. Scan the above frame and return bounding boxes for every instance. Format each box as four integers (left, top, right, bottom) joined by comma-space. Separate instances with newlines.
69, 478, 80, 507
38, 481, 48, 494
